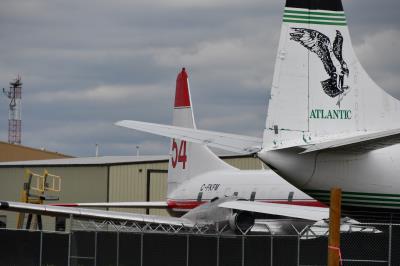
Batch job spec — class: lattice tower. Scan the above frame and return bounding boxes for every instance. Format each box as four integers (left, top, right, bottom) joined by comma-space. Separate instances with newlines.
3, 76, 22, 144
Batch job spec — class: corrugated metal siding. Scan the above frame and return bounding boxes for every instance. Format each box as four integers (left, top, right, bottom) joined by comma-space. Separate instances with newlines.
149, 172, 168, 216
0, 168, 25, 202
223, 157, 264, 170
0, 167, 27, 228
109, 162, 167, 214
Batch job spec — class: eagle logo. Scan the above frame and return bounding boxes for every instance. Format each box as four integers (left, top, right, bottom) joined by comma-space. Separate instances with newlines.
290, 28, 350, 106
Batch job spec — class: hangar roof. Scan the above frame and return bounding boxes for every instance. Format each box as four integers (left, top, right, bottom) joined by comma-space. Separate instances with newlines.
0, 141, 72, 162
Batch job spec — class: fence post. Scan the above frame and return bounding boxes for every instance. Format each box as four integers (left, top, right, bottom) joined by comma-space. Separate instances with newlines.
67, 214, 73, 266
388, 224, 392, 266
242, 235, 245, 266
140, 232, 144, 266
270, 235, 273, 266
217, 234, 220, 266
39, 231, 43, 266
328, 188, 342, 266
186, 234, 189, 266
116, 232, 120, 266
297, 235, 300, 266
94, 231, 97, 266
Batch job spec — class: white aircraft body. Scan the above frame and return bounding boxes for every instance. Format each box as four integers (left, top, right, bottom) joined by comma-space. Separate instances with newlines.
116, 0, 400, 213
0, 68, 330, 234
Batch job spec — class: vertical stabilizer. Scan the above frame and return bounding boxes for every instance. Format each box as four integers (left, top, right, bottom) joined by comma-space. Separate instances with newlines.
168, 68, 235, 195
264, 0, 400, 149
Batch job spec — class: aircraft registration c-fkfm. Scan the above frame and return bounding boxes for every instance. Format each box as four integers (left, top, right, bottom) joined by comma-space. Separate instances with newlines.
115, 0, 400, 214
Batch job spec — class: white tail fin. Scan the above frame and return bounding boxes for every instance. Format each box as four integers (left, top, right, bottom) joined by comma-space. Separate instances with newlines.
167, 68, 235, 195
264, 0, 400, 149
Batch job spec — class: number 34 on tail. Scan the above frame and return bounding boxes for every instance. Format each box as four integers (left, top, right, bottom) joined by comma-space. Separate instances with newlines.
171, 139, 187, 169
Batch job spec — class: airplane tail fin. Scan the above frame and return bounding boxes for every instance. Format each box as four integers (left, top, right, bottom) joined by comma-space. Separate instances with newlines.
264, 0, 400, 149
168, 68, 235, 195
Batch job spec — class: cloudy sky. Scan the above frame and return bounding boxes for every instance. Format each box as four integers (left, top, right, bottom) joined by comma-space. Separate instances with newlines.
0, 0, 399, 157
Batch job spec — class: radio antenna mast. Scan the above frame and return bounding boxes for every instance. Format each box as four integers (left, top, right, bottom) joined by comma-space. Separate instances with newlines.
3, 76, 22, 144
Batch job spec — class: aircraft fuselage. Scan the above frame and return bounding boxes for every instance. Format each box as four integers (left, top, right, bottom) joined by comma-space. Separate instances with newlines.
258, 144, 400, 211
166, 169, 323, 214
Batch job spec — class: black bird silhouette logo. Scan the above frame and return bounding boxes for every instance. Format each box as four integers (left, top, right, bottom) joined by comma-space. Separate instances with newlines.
290, 28, 350, 105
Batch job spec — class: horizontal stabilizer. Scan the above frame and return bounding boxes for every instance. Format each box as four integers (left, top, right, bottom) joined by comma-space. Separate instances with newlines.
0, 201, 193, 227
219, 201, 328, 221
115, 120, 262, 154
53, 201, 168, 208
300, 128, 400, 154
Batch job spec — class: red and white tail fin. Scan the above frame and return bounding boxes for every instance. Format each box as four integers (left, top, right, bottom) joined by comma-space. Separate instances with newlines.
264, 0, 400, 150
167, 68, 235, 195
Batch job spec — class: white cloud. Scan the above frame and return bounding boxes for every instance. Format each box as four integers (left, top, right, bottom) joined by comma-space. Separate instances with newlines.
29, 84, 168, 104
154, 32, 275, 91
355, 30, 400, 70
354, 29, 400, 96
199, 112, 264, 137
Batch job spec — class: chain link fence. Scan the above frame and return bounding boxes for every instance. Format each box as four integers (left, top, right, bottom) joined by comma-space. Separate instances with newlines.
0, 222, 399, 266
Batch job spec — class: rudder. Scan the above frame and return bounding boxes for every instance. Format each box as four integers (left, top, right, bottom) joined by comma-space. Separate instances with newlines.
264, 0, 400, 150
168, 68, 235, 195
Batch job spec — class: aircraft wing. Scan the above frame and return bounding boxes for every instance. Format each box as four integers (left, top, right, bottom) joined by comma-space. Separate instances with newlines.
0, 201, 193, 227
300, 128, 400, 154
54, 201, 168, 208
115, 120, 262, 154
219, 201, 329, 221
